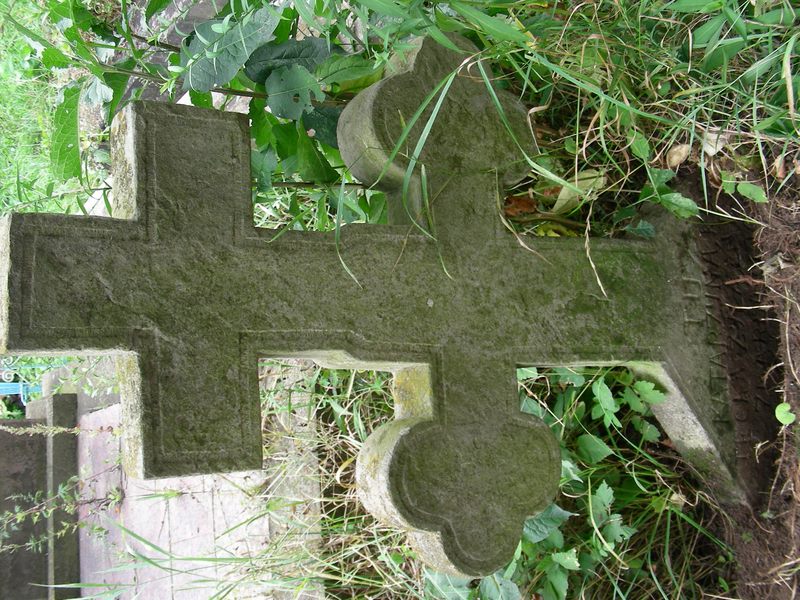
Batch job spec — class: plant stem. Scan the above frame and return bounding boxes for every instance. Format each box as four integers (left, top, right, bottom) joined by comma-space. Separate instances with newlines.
508, 212, 585, 231
130, 33, 181, 53
271, 182, 364, 189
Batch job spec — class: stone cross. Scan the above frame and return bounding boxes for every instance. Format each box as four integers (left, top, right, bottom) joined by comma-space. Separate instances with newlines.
0, 35, 736, 575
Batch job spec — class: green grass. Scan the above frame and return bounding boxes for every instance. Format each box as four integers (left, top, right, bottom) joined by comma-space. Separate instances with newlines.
251, 362, 735, 599
0, 0, 60, 214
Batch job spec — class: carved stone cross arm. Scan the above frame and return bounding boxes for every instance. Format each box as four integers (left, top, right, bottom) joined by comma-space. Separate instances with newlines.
0, 34, 737, 578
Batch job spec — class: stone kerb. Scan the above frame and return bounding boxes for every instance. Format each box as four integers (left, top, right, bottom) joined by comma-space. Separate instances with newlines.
0, 33, 745, 575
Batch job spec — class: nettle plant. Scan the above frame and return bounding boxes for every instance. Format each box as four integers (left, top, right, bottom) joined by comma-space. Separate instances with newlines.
423, 367, 733, 600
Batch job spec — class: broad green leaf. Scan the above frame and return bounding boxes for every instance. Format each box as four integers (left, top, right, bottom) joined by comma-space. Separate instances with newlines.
659, 192, 699, 218
576, 434, 613, 464
296, 126, 337, 183
561, 458, 582, 482
589, 481, 614, 526
622, 387, 646, 413
181, 7, 280, 92
551, 548, 580, 570
702, 38, 747, 73
42, 47, 71, 68
633, 380, 666, 404
51, 86, 81, 181
523, 504, 574, 544
249, 97, 276, 148
542, 564, 568, 600
602, 513, 636, 544
723, 6, 747, 39
624, 219, 655, 238
592, 379, 613, 407
628, 130, 651, 161
649, 168, 676, 187
83, 76, 112, 105
520, 394, 544, 417
479, 572, 521, 600
517, 366, 538, 380
424, 568, 472, 600
302, 106, 342, 148
719, 170, 737, 194
5, 11, 56, 50
742, 50, 783, 85
245, 37, 335, 83
755, 8, 799, 27
316, 53, 378, 85
737, 182, 768, 203
666, 0, 723, 13
775, 402, 796, 426
551, 169, 606, 215
102, 58, 134, 120
691, 14, 725, 46
450, 1, 529, 43
631, 416, 661, 442
188, 90, 214, 108
554, 367, 585, 388
145, 0, 172, 20
266, 64, 324, 120
251, 148, 277, 191
356, 0, 407, 18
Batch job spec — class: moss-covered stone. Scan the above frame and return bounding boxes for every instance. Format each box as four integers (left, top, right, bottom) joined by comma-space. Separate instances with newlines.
0, 34, 744, 576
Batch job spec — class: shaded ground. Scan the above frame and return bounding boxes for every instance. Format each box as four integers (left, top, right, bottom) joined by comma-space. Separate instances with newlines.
679, 172, 800, 598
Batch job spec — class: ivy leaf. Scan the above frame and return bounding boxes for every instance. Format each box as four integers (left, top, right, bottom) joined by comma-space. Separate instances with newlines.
775, 402, 797, 426
266, 64, 324, 120
576, 434, 613, 464
181, 7, 280, 92
478, 572, 521, 600
245, 37, 336, 84
51, 86, 81, 181
523, 504, 575, 544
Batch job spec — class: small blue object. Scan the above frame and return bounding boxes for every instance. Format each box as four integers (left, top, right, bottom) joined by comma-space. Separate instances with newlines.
0, 382, 42, 406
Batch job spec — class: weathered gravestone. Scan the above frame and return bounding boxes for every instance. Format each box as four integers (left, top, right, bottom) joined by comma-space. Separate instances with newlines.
0, 34, 743, 576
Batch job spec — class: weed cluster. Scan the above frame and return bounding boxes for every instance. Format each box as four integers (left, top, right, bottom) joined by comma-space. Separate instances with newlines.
257, 362, 734, 599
